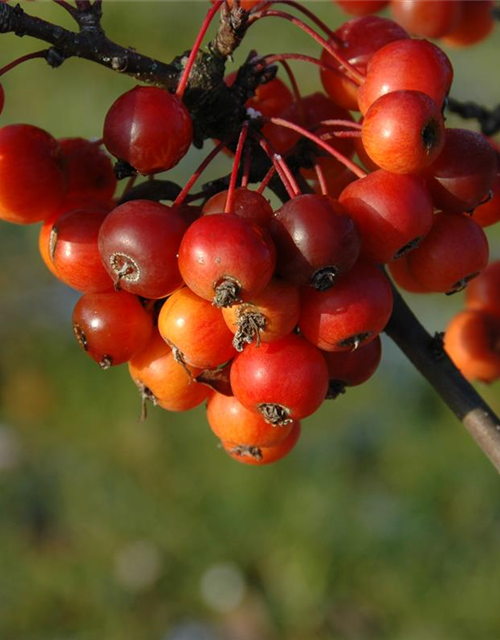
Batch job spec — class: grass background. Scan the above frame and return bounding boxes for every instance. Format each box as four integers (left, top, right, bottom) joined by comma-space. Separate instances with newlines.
1, 2, 500, 639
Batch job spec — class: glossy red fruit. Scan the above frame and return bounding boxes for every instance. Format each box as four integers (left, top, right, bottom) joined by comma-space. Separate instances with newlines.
103, 86, 193, 175
98, 199, 187, 299
465, 261, 500, 319
178, 213, 276, 307
361, 90, 445, 174
207, 392, 295, 448
157, 287, 236, 369
339, 170, 434, 263
221, 422, 301, 466
0, 124, 66, 224
388, 255, 429, 294
390, 0, 462, 38
443, 0, 494, 46
407, 212, 489, 294
230, 333, 329, 425
299, 261, 393, 351
472, 175, 500, 228
72, 290, 153, 368
320, 16, 409, 111
357, 39, 453, 115
221, 278, 301, 351
39, 195, 112, 278
424, 129, 497, 214
129, 331, 209, 413
59, 138, 117, 202
202, 187, 273, 227
323, 334, 382, 391
271, 194, 361, 289
445, 310, 500, 383
335, 0, 389, 16
45, 206, 113, 293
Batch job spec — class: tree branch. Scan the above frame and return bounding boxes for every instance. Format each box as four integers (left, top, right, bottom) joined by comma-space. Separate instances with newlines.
447, 96, 500, 136
385, 284, 500, 473
0, 2, 180, 88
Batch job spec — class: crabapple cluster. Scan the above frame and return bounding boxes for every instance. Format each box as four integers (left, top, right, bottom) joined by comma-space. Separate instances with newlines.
0, 0, 498, 466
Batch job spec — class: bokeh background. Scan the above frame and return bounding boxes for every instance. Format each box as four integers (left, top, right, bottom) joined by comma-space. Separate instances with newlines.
1, 2, 500, 639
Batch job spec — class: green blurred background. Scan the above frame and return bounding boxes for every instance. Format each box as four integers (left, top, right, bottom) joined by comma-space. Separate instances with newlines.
1, 3, 500, 639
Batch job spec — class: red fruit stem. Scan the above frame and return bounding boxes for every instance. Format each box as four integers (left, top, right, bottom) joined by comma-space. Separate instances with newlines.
241, 144, 252, 189
0, 49, 48, 78
256, 165, 277, 195
256, 132, 300, 198
267, 116, 367, 179
319, 119, 362, 130
248, 10, 365, 85
176, 0, 225, 99
225, 121, 250, 214
52, 0, 78, 18
173, 139, 229, 206
321, 130, 361, 139
260, 53, 359, 89
314, 162, 328, 196
270, 0, 338, 41
278, 59, 306, 124
385, 283, 500, 475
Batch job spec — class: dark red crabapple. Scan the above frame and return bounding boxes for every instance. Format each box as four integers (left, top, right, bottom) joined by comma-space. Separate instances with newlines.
407, 212, 489, 294
323, 334, 382, 395
45, 206, 113, 293
0, 124, 66, 224
388, 255, 430, 294
98, 199, 188, 299
72, 290, 153, 369
178, 213, 276, 307
59, 137, 117, 202
472, 174, 500, 228
202, 187, 273, 227
103, 86, 193, 175
230, 333, 329, 425
339, 170, 434, 263
299, 260, 394, 351
270, 194, 361, 289
424, 128, 497, 214
357, 39, 453, 115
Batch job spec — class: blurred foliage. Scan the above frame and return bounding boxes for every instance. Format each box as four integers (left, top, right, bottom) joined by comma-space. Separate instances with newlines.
0, 2, 500, 640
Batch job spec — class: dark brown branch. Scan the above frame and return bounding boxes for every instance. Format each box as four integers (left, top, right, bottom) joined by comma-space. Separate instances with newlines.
0, 2, 180, 88
385, 285, 500, 473
447, 96, 500, 136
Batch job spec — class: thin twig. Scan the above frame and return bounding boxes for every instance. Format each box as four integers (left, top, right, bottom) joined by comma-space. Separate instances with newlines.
385, 284, 500, 474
